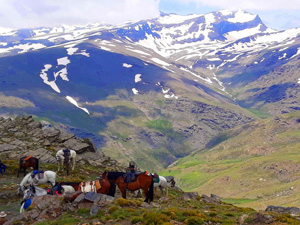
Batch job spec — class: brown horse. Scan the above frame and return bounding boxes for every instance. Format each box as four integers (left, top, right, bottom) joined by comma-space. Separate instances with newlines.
17, 156, 39, 177
103, 171, 154, 203
55, 173, 115, 196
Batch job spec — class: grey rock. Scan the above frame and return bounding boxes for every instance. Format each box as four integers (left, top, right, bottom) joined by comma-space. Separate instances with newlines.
85, 192, 102, 203
90, 204, 100, 216
266, 205, 300, 216
63, 138, 90, 153
74, 193, 86, 203
58, 130, 75, 142
202, 194, 221, 204
0, 143, 18, 153
99, 194, 115, 203
141, 202, 152, 208
183, 192, 199, 200
43, 127, 60, 139
26, 148, 56, 163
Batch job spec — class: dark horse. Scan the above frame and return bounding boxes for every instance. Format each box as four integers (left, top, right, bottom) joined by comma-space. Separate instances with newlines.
17, 156, 39, 177
103, 171, 154, 203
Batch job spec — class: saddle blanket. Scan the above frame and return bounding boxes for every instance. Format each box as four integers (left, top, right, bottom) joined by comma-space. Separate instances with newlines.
32, 170, 45, 184
24, 155, 33, 161
80, 180, 101, 193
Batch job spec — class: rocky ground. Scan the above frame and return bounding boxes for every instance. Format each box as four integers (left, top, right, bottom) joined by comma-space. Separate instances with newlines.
1, 116, 300, 224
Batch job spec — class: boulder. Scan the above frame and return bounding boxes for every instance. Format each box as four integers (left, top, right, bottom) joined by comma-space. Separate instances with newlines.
63, 138, 90, 153
42, 127, 60, 142
266, 205, 300, 216
183, 192, 199, 200
26, 148, 56, 164
0, 143, 19, 154
201, 194, 221, 204
58, 130, 75, 142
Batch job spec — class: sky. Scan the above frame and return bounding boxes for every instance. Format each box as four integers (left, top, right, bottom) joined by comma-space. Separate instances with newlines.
0, 0, 299, 30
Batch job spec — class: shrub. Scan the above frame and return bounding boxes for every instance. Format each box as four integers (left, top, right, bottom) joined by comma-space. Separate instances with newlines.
131, 216, 143, 224
185, 216, 204, 225
108, 205, 119, 213
143, 212, 171, 225
115, 198, 139, 207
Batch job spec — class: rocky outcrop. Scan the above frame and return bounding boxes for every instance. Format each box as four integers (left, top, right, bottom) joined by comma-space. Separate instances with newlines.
0, 116, 120, 168
266, 205, 300, 216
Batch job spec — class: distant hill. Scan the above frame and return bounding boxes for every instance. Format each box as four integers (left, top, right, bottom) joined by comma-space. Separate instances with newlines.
161, 112, 300, 210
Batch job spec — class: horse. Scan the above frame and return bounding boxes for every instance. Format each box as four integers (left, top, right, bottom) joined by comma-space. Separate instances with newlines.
20, 185, 47, 214
134, 175, 168, 197
56, 149, 76, 175
77, 173, 113, 195
154, 176, 168, 197
54, 173, 114, 196
103, 171, 154, 203
17, 156, 39, 177
20, 184, 75, 213
165, 176, 176, 187
17, 170, 57, 195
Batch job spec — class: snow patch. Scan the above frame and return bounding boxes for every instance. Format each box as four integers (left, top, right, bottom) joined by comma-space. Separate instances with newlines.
67, 47, 78, 55
66, 96, 90, 114
151, 58, 170, 66
123, 63, 132, 68
227, 10, 256, 23
135, 74, 142, 83
39, 64, 61, 93
132, 88, 138, 95
57, 57, 70, 66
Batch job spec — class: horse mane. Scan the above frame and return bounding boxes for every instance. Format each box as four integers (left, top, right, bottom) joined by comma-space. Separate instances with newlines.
106, 172, 125, 179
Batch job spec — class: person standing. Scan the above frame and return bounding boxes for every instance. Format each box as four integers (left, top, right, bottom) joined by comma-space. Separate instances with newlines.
0, 211, 7, 225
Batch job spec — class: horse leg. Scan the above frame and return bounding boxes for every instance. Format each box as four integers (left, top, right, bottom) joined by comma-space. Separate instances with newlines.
23, 167, 26, 177
17, 167, 21, 178
143, 189, 149, 202
72, 158, 75, 170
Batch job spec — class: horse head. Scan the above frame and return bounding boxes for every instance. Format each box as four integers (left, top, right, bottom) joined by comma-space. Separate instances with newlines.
17, 184, 25, 196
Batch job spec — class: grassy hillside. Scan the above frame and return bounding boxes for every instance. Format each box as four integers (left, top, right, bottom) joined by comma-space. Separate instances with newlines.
161, 112, 300, 210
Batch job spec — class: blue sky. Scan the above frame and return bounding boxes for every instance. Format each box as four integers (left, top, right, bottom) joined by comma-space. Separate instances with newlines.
0, 0, 299, 30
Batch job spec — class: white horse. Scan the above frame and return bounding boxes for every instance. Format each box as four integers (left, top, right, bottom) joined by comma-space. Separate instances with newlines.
154, 176, 168, 197
134, 174, 169, 197
17, 170, 56, 195
56, 149, 76, 172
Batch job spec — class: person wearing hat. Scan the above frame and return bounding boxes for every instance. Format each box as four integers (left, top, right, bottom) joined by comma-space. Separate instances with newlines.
124, 164, 136, 183
0, 211, 7, 225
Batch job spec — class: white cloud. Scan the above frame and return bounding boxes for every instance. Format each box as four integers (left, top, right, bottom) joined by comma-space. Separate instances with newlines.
0, 0, 160, 29
174, 0, 300, 10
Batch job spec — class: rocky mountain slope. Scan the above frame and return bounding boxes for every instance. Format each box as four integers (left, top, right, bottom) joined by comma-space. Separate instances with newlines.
162, 112, 300, 210
0, 115, 121, 169
1, 9, 300, 171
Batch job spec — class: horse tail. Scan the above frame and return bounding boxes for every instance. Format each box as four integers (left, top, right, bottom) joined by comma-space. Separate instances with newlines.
108, 181, 116, 197
148, 178, 154, 202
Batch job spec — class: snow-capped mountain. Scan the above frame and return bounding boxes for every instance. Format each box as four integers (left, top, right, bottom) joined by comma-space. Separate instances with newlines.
1, 10, 300, 169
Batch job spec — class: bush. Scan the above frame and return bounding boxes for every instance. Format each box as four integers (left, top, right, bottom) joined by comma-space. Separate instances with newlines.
108, 205, 119, 213
185, 216, 204, 225
143, 212, 171, 225
131, 216, 143, 224
115, 198, 139, 207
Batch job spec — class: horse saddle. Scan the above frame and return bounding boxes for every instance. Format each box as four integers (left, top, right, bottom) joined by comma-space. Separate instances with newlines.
124, 172, 137, 183
24, 155, 33, 161
152, 173, 160, 183
80, 180, 101, 193
31, 170, 45, 180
